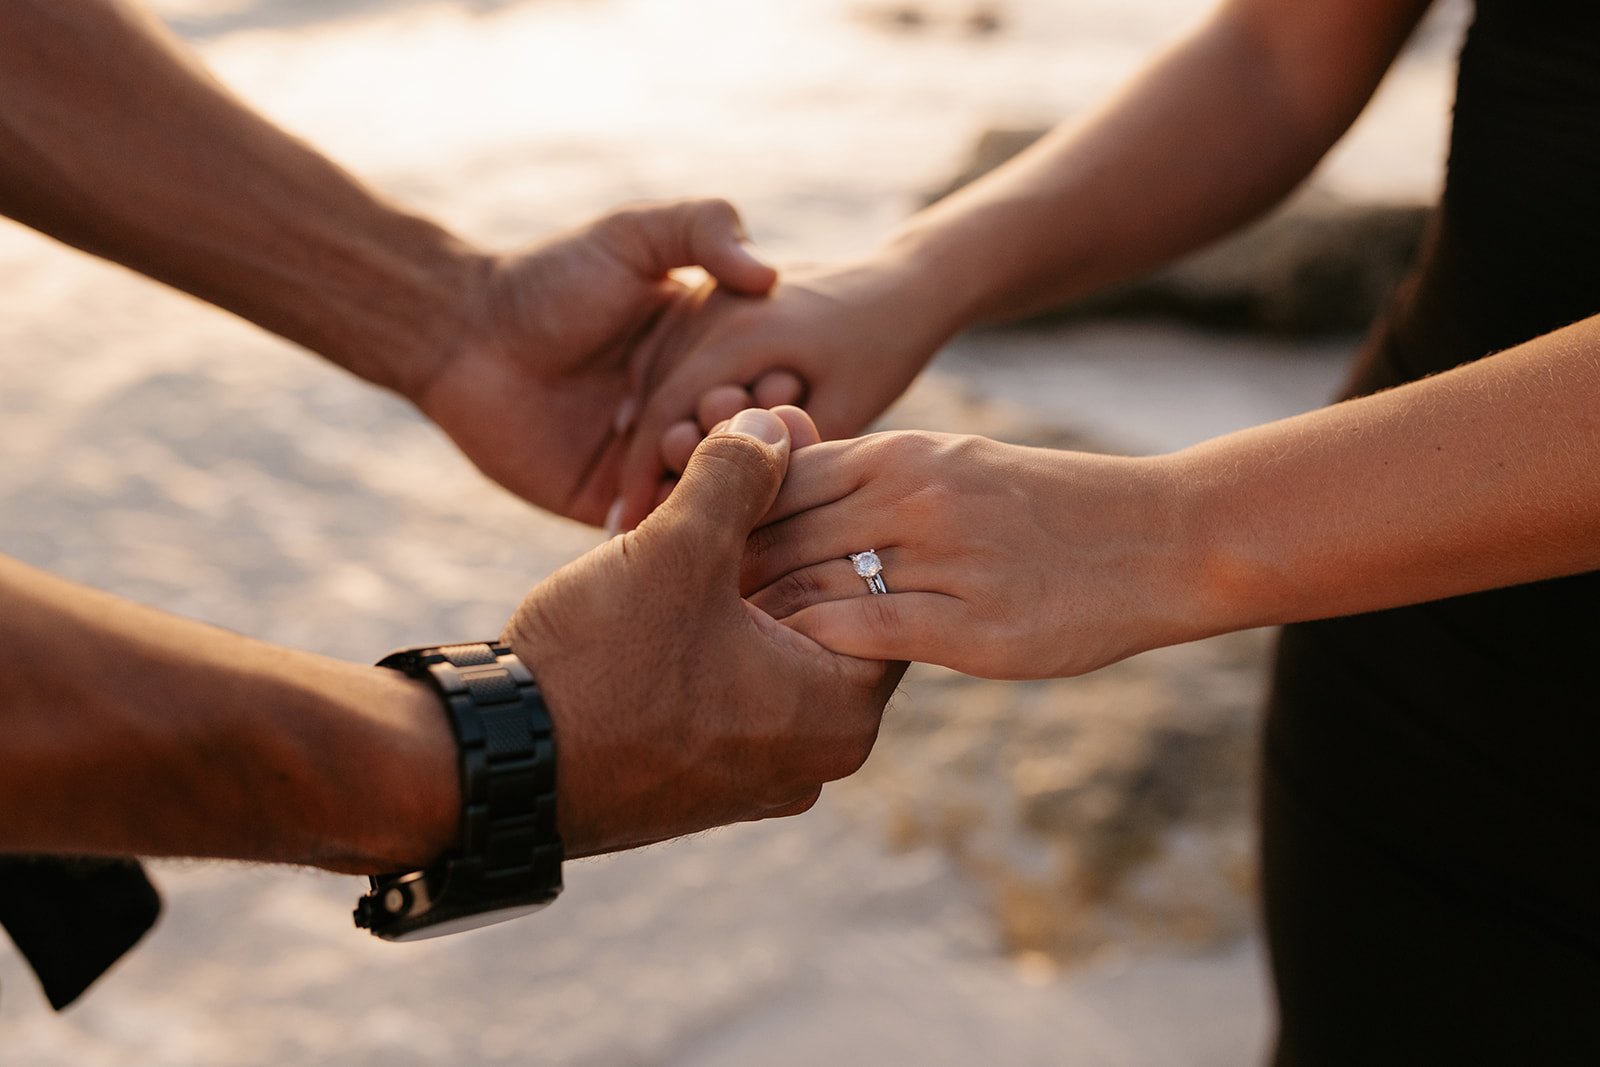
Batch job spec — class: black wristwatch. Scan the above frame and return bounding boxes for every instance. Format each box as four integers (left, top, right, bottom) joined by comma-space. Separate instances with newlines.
354, 642, 563, 941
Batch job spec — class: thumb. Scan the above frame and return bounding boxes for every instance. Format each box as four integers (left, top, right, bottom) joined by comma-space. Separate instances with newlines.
645, 409, 791, 556
604, 198, 778, 295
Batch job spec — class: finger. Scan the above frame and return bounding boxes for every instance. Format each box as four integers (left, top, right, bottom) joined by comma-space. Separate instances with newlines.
616, 373, 720, 532
752, 369, 806, 409
771, 405, 821, 450
759, 435, 886, 528
648, 408, 792, 557
697, 384, 755, 432
603, 198, 777, 295
660, 419, 703, 474
743, 483, 895, 593
624, 276, 695, 398
653, 478, 674, 510
664, 400, 814, 475
783, 592, 962, 667
748, 554, 922, 621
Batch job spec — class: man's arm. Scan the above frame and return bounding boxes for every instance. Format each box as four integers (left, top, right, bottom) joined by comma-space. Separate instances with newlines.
0, 0, 473, 396
0, 553, 458, 872
0, 409, 898, 867
0, 0, 777, 525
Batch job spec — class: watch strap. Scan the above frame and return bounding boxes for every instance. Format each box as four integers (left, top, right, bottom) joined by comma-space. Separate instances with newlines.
355, 642, 562, 936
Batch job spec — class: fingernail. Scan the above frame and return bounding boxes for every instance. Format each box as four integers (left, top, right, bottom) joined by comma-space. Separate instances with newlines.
604, 498, 624, 537
613, 396, 638, 436
725, 409, 785, 445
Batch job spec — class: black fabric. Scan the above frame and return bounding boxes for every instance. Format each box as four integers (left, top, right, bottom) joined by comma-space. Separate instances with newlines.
1263, 1, 1600, 1061
0, 856, 160, 1010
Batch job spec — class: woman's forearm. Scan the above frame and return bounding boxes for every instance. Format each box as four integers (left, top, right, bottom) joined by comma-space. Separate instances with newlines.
874, 0, 1433, 333
1176, 315, 1600, 636
0, 0, 483, 395
748, 316, 1598, 680
0, 555, 457, 873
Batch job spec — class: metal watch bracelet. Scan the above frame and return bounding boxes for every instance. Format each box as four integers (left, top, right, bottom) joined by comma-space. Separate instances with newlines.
354, 642, 562, 940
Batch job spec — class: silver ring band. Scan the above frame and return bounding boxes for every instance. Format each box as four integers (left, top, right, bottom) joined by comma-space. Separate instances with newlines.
848, 550, 888, 595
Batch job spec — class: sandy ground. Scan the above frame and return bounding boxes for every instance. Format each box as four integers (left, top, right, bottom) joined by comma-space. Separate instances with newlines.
0, 0, 1460, 1061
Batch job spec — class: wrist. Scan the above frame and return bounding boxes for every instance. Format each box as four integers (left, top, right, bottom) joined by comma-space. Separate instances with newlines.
1160, 446, 1285, 641
313, 223, 496, 403
287, 662, 460, 875
878, 207, 1016, 333
500, 617, 604, 860
869, 225, 987, 343
1038, 448, 1221, 663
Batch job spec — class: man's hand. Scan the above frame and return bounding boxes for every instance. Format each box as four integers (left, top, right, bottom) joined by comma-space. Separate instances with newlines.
415, 199, 777, 527
504, 407, 905, 856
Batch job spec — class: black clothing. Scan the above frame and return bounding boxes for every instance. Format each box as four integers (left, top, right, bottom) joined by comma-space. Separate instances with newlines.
1265, 2, 1600, 1061
0, 857, 159, 1010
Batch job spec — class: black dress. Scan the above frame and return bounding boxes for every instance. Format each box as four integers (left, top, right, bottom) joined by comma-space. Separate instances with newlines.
1263, 2, 1600, 1061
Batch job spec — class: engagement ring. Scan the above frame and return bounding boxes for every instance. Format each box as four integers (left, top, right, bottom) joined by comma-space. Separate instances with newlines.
848, 550, 888, 594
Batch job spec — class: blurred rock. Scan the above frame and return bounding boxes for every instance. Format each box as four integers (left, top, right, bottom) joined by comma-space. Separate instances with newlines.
837, 634, 1267, 967
923, 126, 1053, 203
925, 124, 1432, 335
856, 3, 931, 32
965, 4, 1005, 36
854, 1, 1007, 36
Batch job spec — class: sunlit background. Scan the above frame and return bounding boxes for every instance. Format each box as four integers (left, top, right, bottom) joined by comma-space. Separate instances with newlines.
0, 0, 1466, 1063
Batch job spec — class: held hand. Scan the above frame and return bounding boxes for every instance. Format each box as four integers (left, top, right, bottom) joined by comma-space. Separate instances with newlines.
612, 255, 962, 531
741, 431, 1202, 680
504, 407, 903, 857
414, 199, 777, 526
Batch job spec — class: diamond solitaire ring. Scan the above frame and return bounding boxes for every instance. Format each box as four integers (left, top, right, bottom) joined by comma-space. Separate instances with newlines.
848, 550, 888, 594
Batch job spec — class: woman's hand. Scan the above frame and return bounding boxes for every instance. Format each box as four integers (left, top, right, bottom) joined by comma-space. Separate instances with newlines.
612, 253, 966, 531
741, 431, 1205, 680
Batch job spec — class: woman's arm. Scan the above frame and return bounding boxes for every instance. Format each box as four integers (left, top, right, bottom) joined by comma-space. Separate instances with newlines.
742, 316, 1600, 679
885, 0, 1437, 327
616, 0, 1435, 526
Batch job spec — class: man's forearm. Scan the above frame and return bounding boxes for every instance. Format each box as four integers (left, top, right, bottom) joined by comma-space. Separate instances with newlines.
0, 555, 458, 873
0, 0, 484, 396
1172, 315, 1600, 636
875, 0, 1432, 332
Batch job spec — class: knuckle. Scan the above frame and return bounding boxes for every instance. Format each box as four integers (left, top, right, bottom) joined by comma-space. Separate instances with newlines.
694, 432, 770, 483
677, 437, 776, 523
897, 479, 956, 528
595, 201, 649, 235
859, 590, 903, 640
784, 788, 824, 817
766, 566, 824, 617
693, 196, 737, 223
963, 583, 1008, 624
742, 522, 781, 574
